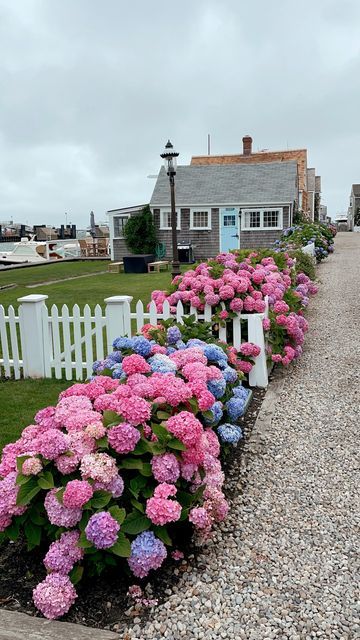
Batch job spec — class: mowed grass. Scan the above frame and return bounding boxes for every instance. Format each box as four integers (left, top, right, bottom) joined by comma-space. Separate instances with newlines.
0, 260, 181, 309
0, 378, 72, 450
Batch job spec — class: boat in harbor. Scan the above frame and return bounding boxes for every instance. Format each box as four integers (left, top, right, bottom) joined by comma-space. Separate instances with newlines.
0, 236, 80, 265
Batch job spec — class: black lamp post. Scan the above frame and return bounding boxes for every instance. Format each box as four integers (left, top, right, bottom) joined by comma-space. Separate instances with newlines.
160, 140, 181, 279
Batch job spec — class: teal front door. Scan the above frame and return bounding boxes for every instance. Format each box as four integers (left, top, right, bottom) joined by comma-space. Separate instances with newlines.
220, 208, 239, 253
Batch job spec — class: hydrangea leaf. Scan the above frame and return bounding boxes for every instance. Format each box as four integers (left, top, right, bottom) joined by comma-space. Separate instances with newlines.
108, 506, 126, 525
167, 438, 186, 451
152, 525, 172, 546
103, 410, 120, 427
121, 511, 151, 535
37, 470, 54, 490
16, 477, 41, 506
24, 521, 41, 549
110, 533, 131, 557
90, 490, 112, 509
15, 472, 32, 486
69, 565, 84, 585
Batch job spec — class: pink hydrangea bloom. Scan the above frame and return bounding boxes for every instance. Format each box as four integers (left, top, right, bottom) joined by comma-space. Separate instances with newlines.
146, 484, 182, 526
117, 396, 151, 426
80, 452, 118, 484
85, 423, 106, 439
108, 423, 140, 454
85, 511, 120, 549
63, 480, 93, 509
263, 318, 271, 331
93, 473, 124, 498
22, 457, 43, 476
122, 354, 151, 375
33, 573, 77, 619
34, 429, 68, 460
166, 412, 203, 448
151, 453, 180, 484
237, 360, 253, 374
189, 507, 212, 529
44, 489, 82, 527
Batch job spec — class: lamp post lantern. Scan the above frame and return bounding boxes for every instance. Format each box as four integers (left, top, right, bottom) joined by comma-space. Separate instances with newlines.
160, 140, 180, 279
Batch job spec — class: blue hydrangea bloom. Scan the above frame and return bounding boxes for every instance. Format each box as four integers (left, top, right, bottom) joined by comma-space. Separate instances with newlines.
175, 340, 186, 350
113, 337, 134, 350
222, 366, 238, 383
166, 346, 177, 355
217, 423, 243, 445
111, 364, 126, 380
92, 359, 105, 373
148, 354, 177, 374
185, 338, 207, 348
204, 344, 228, 364
226, 397, 246, 421
232, 385, 250, 401
132, 336, 152, 357
166, 326, 182, 345
204, 401, 223, 426
207, 377, 227, 399
107, 351, 122, 363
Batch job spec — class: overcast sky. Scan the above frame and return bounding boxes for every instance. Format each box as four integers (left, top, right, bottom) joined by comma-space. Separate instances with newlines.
0, 0, 359, 228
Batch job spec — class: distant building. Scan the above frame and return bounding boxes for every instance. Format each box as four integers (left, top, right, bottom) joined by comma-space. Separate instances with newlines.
319, 204, 328, 223
349, 184, 360, 230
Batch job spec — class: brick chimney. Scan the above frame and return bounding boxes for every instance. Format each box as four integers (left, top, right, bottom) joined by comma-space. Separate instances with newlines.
242, 135, 253, 156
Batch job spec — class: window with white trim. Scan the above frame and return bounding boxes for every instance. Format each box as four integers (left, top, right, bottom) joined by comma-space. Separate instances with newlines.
242, 208, 283, 231
190, 209, 211, 230
160, 210, 181, 230
113, 215, 129, 238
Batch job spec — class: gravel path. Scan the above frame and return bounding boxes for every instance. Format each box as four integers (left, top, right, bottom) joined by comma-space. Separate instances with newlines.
122, 233, 360, 640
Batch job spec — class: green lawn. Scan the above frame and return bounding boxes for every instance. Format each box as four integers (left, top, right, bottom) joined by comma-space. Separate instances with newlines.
0, 260, 180, 309
0, 378, 72, 450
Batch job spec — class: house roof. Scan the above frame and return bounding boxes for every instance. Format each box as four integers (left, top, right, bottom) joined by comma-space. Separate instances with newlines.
191, 149, 307, 191
150, 161, 298, 207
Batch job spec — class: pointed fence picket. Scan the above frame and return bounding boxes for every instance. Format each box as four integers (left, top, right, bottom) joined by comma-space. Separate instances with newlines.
0, 294, 269, 387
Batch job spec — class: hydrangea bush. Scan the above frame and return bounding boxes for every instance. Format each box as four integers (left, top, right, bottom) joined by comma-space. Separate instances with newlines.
278, 222, 335, 261
0, 333, 253, 619
150, 250, 318, 366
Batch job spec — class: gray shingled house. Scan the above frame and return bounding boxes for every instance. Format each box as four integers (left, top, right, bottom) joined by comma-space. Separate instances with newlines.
149, 160, 298, 260
108, 160, 298, 262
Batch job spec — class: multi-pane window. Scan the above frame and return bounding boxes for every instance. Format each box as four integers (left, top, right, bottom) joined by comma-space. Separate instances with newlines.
242, 208, 282, 231
160, 211, 180, 229
223, 214, 236, 226
190, 209, 211, 230
113, 216, 129, 238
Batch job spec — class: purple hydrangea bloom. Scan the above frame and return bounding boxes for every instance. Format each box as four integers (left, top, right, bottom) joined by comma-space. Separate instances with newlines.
204, 401, 223, 426
44, 530, 83, 575
85, 511, 120, 549
128, 531, 167, 578
166, 326, 182, 344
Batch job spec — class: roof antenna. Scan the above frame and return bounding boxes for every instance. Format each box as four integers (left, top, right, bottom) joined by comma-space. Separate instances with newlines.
208, 133, 211, 155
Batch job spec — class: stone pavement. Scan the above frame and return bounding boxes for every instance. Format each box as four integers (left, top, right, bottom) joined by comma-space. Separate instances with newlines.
0, 233, 359, 639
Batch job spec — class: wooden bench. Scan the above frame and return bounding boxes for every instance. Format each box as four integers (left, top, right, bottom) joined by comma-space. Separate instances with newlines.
147, 261, 170, 273
107, 261, 124, 273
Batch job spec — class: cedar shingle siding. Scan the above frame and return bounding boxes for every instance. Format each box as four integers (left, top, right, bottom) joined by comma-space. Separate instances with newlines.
154, 208, 220, 261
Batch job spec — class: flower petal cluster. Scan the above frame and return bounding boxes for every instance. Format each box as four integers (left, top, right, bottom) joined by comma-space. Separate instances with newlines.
85, 511, 120, 549
33, 573, 77, 620
128, 531, 167, 578
108, 423, 141, 454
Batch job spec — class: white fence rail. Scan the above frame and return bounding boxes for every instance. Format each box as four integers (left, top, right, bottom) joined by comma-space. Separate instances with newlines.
0, 294, 269, 387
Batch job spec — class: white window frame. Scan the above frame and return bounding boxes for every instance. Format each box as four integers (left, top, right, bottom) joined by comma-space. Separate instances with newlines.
241, 208, 283, 231
190, 208, 212, 230
113, 215, 130, 239
159, 209, 181, 230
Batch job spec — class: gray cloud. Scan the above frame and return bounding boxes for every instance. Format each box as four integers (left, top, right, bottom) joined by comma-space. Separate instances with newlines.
0, 0, 359, 227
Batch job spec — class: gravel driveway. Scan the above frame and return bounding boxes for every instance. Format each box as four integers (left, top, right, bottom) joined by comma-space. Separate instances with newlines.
122, 232, 360, 640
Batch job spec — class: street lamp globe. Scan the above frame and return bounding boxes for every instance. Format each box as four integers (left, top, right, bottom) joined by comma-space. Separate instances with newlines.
161, 140, 179, 175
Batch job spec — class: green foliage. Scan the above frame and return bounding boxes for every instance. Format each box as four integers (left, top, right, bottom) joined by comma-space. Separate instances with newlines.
124, 204, 157, 254
290, 249, 316, 281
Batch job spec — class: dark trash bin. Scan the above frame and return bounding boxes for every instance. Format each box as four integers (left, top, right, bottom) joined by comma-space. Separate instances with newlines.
177, 243, 194, 263
123, 254, 155, 274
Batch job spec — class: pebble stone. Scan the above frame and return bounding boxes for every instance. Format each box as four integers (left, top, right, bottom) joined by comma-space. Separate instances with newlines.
119, 233, 360, 639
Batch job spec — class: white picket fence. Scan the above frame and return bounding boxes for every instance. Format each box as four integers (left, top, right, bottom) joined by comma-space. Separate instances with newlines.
0, 294, 269, 387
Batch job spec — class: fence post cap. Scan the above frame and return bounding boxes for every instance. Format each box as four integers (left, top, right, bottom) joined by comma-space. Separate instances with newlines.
104, 295, 133, 304
17, 294, 48, 303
